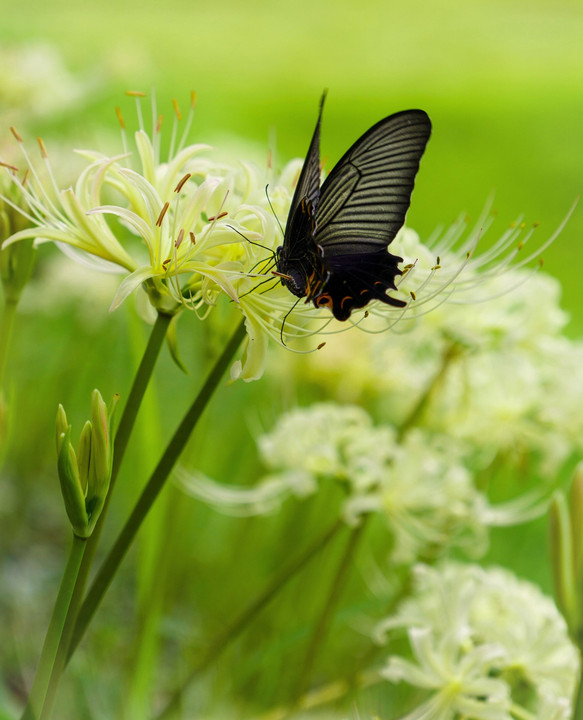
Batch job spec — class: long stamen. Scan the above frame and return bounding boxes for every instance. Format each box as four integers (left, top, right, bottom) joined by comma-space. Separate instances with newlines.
177, 91, 197, 154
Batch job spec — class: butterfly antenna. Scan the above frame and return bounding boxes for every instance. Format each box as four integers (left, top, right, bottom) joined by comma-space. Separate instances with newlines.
238, 274, 279, 299
265, 184, 285, 237
226, 224, 276, 258
279, 296, 302, 346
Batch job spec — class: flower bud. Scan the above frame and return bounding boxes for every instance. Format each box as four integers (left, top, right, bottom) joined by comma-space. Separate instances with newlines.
56, 425, 89, 538
55, 390, 117, 537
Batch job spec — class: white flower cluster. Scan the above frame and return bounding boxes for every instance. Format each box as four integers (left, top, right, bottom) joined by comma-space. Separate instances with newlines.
299, 222, 581, 476
259, 403, 490, 563
375, 562, 578, 720
178, 403, 542, 563
5, 91, 564, 383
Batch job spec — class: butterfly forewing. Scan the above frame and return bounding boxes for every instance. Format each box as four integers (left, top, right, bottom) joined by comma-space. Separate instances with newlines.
282, 94, 326, 257
314, 110, 431, 256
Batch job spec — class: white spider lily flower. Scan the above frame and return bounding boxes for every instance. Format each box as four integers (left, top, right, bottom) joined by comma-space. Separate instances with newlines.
375, 563, 578, 720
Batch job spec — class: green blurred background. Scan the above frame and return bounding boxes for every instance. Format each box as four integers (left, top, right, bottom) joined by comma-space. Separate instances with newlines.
1, 1, 582, 715
2, 0, 582, 326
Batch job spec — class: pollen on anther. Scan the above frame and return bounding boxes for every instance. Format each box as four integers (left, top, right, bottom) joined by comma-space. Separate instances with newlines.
410, 291, 417, 301
172, 98, 182, 121
317, 342, 326, 350
175, 173, 191, 193
126, 90, 147, 97
115, 107, 126, 130
10, 126, 23, 143
175, 229, 185, 248
37, 137, 48, 158
156, 202, 170, 227
189, 232, 196, 245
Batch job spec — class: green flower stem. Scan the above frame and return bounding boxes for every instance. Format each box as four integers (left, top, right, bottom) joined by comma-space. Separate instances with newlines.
40, 309, 171, 699
0, 298, 18, 390
67, 318, 247, 662
397, 342, 461, 440
293, 519, 368, 703
157, 518, 345, 720
75, 311, 173, 586
20, 535, 87, 720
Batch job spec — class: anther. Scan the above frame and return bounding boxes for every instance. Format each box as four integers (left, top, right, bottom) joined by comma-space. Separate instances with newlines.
37, 137, 48, 158
317, 342, 326, 350
189, 232, 196, 245
115, 107, 125, 130
175, 229, 185, 248
190, 91, 197, 109
156, 201, 170, 227
0, 161, 18, 172
126, 90, 146, 97
410, 291, 417, 301
175, 173, 191, 193
10, 126, 23, 143
155, 115, 163, 133
172, 98, 182, 121
207, 211, 228, 222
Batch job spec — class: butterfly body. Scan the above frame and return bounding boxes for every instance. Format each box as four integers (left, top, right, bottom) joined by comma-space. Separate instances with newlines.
276, 95, 431, 321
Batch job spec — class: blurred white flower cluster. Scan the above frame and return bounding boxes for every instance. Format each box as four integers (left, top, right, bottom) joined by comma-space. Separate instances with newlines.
375, 562, 578, 720
0, 43, 88, 130
178, 403, 543, 563
299, 224, 582, 477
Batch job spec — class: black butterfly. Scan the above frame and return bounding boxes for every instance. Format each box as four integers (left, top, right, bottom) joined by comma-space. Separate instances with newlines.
274, 94, 431, 321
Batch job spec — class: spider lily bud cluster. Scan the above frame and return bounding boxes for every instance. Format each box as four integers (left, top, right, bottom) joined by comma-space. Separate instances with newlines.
55, 390, 118, 538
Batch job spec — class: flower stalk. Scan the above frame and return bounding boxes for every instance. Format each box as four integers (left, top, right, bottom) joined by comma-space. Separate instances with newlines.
20, 535, 88, 720
67, 318, 247, 662
157, 518, 344, 719
549, 464, 583, 720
